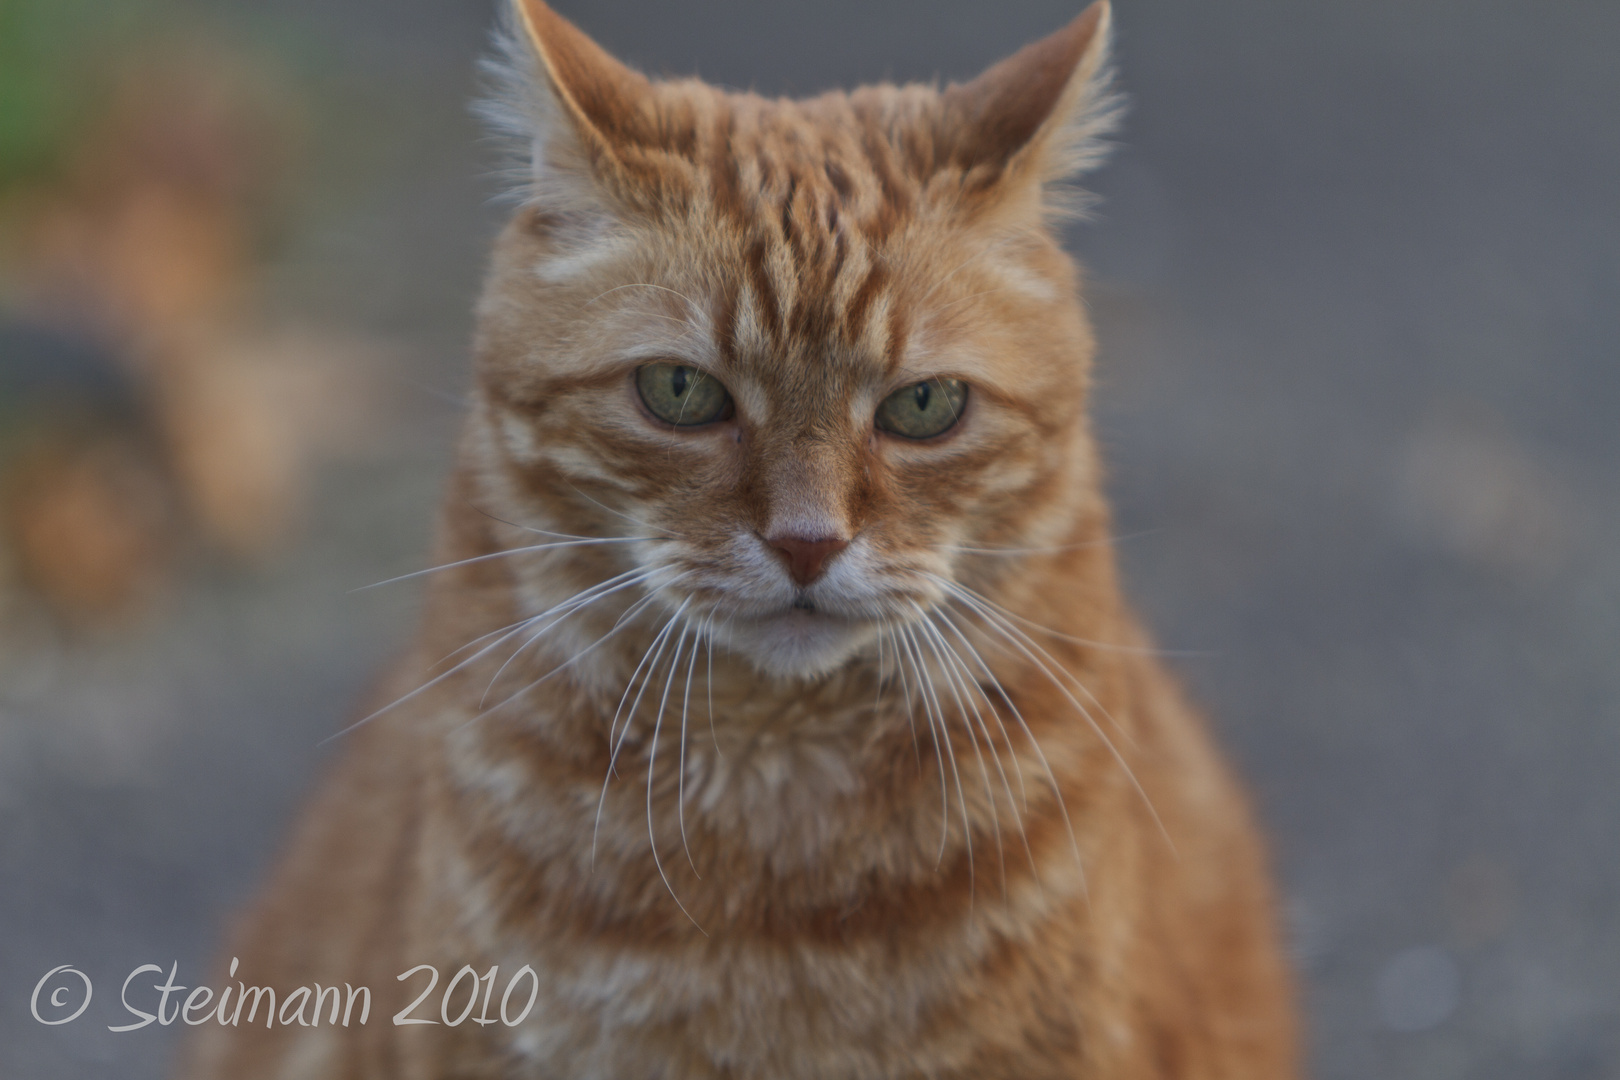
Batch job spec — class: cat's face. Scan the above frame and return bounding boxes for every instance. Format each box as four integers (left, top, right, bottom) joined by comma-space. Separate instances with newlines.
471, 0, 1114, 678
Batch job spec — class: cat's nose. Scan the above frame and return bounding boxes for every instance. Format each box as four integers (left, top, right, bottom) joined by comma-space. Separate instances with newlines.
764, 533, 849, 587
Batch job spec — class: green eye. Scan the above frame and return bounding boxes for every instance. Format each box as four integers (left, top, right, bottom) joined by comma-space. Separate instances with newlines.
635, 363, 734, 426
875, 378, 968, 439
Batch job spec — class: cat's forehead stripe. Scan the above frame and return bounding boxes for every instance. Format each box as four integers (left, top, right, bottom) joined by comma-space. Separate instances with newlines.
687, 103, 921, 377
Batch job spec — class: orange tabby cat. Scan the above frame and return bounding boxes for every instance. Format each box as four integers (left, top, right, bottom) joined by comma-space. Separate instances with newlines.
181, 2, 1298, 1076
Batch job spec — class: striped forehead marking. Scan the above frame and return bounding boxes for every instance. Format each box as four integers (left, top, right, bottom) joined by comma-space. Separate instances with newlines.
702, 101, 920, 376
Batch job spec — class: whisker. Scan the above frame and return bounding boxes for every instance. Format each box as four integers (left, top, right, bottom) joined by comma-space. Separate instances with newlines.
606, 599, 690, 777
593, 600, 690, 864
873, 617, 888, 711
914, 235, 1020, 306
627, 310, 693, 328
318, 611, 549, 746
477, 569, 658, 708
921, 608, 1031, 888
873, 617, 921, 772
902, 623, 969, 893
935, 576, 1137, 747
941, 574, 1204, 658
561, 479, 676, 538
917, 623, 974, 910
912, 609, 1005, 899
463, 500, 671, 543
427, 611, 546, 672
453, 580, 679, 733
926, 602, 1083, 890
352, 537, 653, 593
584, 282, 702, 312
926, 605, 1036, 893
887, 612, 939, 816
643, 621, 707, 934
676, 617, 703, 875
704, 611, 722, 757
928, 607, 1030, 812
940, 583, 1174, 856
929, 285, 1007, 316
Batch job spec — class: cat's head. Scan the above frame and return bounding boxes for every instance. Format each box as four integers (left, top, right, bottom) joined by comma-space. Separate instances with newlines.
469, 0, 1118, 679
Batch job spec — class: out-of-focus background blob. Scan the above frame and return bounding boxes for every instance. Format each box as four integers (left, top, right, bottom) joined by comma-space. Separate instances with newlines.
0, 1, 1615, 1078
0, 0, 394, 623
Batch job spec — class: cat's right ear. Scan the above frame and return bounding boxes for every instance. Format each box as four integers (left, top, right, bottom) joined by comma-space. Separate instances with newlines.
481, 0, 660, 224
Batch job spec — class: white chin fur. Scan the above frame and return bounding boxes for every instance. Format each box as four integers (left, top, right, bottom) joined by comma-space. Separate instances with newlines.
722, 611, 872, 679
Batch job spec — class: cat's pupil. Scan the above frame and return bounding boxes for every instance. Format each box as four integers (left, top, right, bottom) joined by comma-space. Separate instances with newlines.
914, 383, 931, 411
672, 367, 689, 397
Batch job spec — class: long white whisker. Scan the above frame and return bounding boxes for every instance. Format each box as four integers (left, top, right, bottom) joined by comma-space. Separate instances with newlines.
929, 286, 1008, 316
705, 613, 720, 752
676, 618, 703, 875
927, 602, 1083, 890
599, 607, 679, 793
550, 479, 677, 540
885, 618, 925, 773
699, 612, 719, 757
607, 600, 690, 777
943, 574, 1202, 658
873, 617, 887, 711
584, 281, 701, 311
929, 606, 1031, 812
432, 564, 651, 677
561, 479, 676, 538
935, 575, 1138, 746
922, 608, 1029, 889
464, 579, 678, 729
892, 622, 946, 859
643, 621, 706, 933
318, 612, 546, 746
914, 235, 1019, 306
902, 624, 969, 892
593, 600, 690, 863
427, 611, 543, 671
942, 583, 1174, 855
913, 609, 1004, 898
477, 569, 658, 707
465, 501, 675, 543
352, 537, 654, 592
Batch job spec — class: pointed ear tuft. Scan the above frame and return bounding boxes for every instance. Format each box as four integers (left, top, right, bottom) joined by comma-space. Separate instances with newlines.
512, 0, 659, 156
941, 1, 1120, 196
477, 0, 655, 218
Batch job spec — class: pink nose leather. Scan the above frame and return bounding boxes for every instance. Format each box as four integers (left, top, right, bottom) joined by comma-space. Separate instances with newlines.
766, 534, 849, 587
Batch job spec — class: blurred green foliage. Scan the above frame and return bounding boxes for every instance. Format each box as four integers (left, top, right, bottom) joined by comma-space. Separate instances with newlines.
0, 0, 153, 188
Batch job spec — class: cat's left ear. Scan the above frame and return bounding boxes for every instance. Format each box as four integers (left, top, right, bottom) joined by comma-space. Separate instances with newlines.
940, 0, 1119, 206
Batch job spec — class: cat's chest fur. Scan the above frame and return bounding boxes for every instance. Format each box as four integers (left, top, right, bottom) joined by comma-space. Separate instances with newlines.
415, 667, 1096, 1078
426, 809, 1091, 1080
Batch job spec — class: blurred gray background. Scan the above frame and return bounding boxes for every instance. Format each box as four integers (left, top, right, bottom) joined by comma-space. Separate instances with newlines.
2, 0, 1617, 1077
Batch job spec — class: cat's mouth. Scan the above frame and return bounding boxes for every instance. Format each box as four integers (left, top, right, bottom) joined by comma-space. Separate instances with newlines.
790, 594, 817, 613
